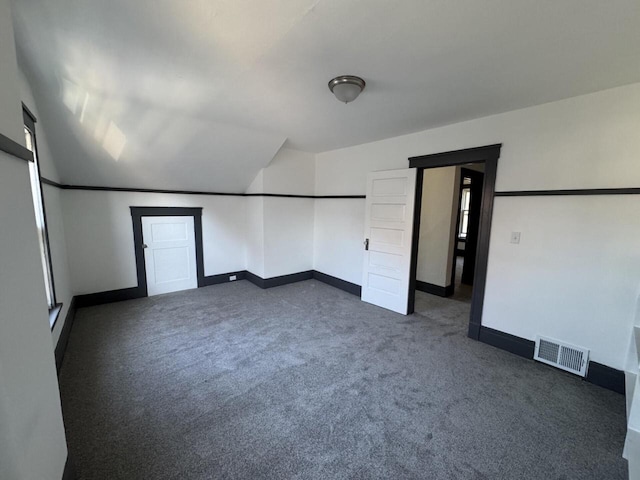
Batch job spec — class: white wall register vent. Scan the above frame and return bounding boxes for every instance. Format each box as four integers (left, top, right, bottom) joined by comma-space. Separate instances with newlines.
534, 336, 589, 377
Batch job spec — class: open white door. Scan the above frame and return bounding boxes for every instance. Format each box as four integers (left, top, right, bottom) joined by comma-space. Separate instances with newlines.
142, 216, 198, 296
361, 168, 417, 314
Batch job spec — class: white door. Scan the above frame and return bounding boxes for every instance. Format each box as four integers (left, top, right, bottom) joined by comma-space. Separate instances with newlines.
142, 216, 198, 296
361, 168, 417, 314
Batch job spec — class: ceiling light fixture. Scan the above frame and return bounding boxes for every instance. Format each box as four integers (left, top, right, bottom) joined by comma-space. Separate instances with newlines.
328, 75, 366, 104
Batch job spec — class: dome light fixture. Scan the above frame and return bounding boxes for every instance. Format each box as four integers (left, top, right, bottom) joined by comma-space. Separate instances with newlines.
328, 75, 366, 104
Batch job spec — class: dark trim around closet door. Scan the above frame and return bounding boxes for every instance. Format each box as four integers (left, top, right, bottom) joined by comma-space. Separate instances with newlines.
130, 207, 205, 298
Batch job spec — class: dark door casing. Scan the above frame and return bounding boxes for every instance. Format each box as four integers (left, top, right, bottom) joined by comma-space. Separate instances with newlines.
460, 168, 484, 286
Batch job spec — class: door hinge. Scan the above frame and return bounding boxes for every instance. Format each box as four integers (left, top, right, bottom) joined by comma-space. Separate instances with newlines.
364, 238, 369, 250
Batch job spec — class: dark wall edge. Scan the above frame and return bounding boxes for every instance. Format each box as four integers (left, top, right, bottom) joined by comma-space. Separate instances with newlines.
62, 455, 76, 480
313, 271, 362, 296
478, 326, 535, 359
202, 271, 247, 286
75, 287, 142, 308
245, 270, 314, 289
478, 326, 624, 394
0, 131, 33, 162
54, 298, 76, 374
587, 361, 625, 394
415, 281, 454, 297
39, 177, 365, 199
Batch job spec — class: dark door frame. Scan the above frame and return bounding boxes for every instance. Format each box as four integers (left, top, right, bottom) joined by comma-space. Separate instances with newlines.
407, 144, 501, 340
130, 207, 205, 297
458, 167, 484, 286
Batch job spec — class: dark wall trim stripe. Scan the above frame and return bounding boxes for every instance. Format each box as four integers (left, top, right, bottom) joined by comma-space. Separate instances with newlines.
55, 298, 76, 374
41, 177, 64, 188
415, 281, 454, 297
496, 188, 640, 196
313, 271, 361, 296
39, 178, 365, 199
477, 326, 624, 394
41, 177, 640, 199
0, 131, 33, 162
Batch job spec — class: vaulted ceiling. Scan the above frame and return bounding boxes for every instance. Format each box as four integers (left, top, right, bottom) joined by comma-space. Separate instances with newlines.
12, 0, 640, 191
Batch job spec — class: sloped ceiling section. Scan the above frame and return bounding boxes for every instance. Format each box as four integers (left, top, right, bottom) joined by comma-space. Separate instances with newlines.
11, 0, 640, 191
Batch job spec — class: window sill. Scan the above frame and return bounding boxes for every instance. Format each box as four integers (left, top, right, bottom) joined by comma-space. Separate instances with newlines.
49, 303, 62, 331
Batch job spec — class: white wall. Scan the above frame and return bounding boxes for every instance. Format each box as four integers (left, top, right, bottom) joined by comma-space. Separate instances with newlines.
0, 153, 68, 480
246, 147, 315, 278
0, 0, 23, 144
314, 82, 640, 370
313, 199, 365, 284
62, 191, 247, 294
263, 197, 314, 277
0, 1, 68, 477
485, 195, 640, 369
59, 147, 316, 293
261, 147, 315, 195
417, 166, 460, 287
245, 196, 265, 277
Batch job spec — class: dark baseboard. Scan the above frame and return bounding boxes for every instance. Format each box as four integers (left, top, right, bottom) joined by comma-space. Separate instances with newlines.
586, 361, 625, 395
75, 287, 143, 308
478, 326, 535, 359
55, 298, 77, 374
246, 270, 314, 289
202, 271, 247, 286
62, 455, 75, 479
477, 326, 624, 394
416, 280, 454, 297
312, 271, 361, 296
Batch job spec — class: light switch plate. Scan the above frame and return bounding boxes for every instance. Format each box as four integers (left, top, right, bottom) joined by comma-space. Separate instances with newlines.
510, 232, 521, 244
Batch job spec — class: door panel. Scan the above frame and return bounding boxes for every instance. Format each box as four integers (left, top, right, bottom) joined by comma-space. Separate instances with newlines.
142, 216, 197, 296
361, 169, 417, 314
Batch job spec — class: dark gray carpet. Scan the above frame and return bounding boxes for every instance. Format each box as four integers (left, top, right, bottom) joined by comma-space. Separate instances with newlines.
59, 280, 627, 479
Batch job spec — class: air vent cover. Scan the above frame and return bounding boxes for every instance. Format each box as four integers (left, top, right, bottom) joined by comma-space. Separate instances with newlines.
534, 336, 589, 377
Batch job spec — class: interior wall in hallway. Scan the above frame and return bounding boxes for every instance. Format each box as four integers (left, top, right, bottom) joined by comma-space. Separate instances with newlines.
416, 166, 460, 288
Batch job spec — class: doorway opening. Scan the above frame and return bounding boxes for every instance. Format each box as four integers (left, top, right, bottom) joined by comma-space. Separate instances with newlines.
407, 145, 501, 340
412, 164, 484, 330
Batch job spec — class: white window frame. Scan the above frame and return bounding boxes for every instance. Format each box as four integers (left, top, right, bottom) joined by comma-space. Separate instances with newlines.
23, 106, 57, 320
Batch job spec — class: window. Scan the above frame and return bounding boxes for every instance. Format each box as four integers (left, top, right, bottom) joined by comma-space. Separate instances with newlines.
23, 107, 57, 316
458, 178, 471, 239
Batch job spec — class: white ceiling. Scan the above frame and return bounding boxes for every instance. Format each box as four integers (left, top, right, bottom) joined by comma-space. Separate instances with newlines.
11, 0, 640, 191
